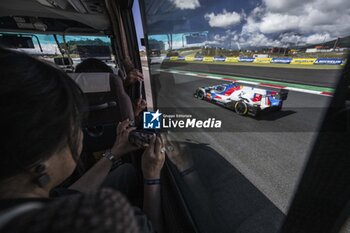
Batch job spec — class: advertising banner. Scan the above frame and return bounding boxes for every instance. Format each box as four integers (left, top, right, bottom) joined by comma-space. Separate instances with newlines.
185, 56, 195, 62
169, 56, 179, 61
225, 57, 239, 63
203, 56, 214, 62
178, 56, 185, 61
253, 58, 272, 63
194, 57, 204, 61
213, 56, 226, 62
314, 58, 343, 65
239, 57, 255, 62
271, 58, 293, 64
291, 58, 317, 65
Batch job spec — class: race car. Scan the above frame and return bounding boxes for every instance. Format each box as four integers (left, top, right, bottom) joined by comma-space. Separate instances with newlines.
193, 82, 288, 116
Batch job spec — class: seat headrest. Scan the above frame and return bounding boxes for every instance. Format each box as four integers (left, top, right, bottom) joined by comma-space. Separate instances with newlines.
68, 73, 111, 93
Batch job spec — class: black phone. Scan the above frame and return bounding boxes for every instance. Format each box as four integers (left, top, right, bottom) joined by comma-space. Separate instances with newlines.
128, 130, 157, 147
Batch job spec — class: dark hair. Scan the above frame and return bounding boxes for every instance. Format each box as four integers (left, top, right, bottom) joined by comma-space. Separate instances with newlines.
0, 48, 87, 180
2, 189, 139, 233
75, 58, 113, 73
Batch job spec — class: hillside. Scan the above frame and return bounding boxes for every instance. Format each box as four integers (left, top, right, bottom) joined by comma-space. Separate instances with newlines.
304, 35, 350, 49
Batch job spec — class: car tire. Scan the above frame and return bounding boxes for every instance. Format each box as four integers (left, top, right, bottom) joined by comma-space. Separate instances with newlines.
276, 103, 283, 111
235, 101, 248, 115
197, 90, 205, 100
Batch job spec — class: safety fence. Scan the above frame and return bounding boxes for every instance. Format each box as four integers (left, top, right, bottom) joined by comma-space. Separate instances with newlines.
164, 56, 346, 65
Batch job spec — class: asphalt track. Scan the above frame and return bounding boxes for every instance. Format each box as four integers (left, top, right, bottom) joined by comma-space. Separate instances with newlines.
160, 61, 341, 88
148, 63, 341, 233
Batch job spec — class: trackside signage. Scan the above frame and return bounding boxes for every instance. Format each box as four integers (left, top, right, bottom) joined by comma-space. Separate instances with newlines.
225, 57, 239, 62
214, 56, 226, 62
253, 58, 272, 63
291, 58, 317, 65
194, 57, 204, 61
239, 57, 255, 62
167, 55, 345, 66
314, 58, 343, 65
143, 110, 222, 130
271, 58, 293, 64
203, 56, 214, 62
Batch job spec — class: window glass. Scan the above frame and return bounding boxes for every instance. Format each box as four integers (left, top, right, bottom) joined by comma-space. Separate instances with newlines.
139, 0, 349, 232
0, 32, 113, 67
56, 35, 113, 66
0, 32, 60, 58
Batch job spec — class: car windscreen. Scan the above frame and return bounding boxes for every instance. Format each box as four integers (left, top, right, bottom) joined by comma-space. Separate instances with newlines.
56, 35, 113, 65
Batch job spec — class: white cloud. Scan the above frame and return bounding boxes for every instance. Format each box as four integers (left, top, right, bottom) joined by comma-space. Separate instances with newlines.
170, 0, 200, 10
305, 33, 332, 44
207, 29, 284, 49
279, 33, 305, 46
235, 0, 350, 48
259, 13, 300, 34
251, 0, 350, 36
199, 0, 350, 49
263, 0, 306, 12
204, 9, 242, 28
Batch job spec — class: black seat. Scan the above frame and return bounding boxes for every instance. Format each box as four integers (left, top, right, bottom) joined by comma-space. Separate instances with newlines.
68, 72, 130, 156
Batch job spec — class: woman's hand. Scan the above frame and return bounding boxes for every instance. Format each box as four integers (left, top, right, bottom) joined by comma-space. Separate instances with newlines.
161, 133, 193, 172
142, 136, 165, 179
134, 98, 147, 117
111, 119, 139, 157
125, 69, 143, 87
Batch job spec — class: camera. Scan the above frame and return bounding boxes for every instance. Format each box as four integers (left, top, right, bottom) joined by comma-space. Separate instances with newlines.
128, 130, 158, 147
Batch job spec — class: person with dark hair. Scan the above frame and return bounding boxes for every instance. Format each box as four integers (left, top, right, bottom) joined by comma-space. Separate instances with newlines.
75, 57, 115, 73
75, 58, 147, 125
75, 57, 144, 87
0, 48, 165, 233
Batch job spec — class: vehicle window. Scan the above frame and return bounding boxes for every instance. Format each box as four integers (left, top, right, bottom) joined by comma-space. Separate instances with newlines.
56, 35, 114, 66
0, 32, 114, 68
138, 0, 349, 232
0, 32, 60, 62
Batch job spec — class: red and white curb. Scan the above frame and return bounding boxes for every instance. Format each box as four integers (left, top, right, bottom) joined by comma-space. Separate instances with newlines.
155, 68, 333, 97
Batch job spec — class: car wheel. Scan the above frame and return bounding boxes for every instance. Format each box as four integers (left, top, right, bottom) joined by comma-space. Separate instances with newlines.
235, 101, 248, 115
197, 90, 205, 100
276, 103, 283, 111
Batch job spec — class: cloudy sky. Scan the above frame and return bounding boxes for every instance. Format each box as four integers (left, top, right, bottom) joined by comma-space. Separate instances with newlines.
145, 0, 350, 49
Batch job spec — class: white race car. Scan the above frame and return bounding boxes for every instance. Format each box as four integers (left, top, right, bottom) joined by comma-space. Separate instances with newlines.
194, 82, 288, 116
